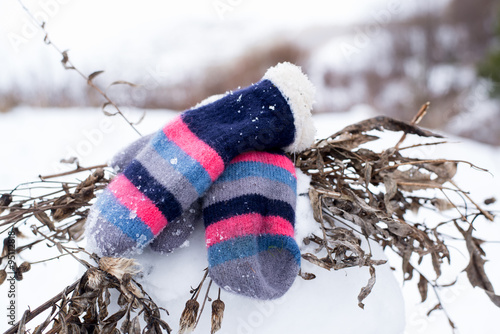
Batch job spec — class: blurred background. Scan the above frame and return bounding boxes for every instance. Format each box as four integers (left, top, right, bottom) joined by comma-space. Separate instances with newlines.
1, 0, 499, 144
1, 2, 500, 334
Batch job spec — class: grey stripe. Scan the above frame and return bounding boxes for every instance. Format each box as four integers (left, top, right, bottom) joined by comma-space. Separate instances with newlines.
109, 133, 155, 172
88, 215, 138, 257
149, 200, 202, 254
136, 144, 199, 211
208, 249, 299, 299
203, 176, 296, 209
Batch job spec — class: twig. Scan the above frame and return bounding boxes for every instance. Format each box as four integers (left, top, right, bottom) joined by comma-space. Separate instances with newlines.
450, 180, 495, 221
17, 0, 142, 137
375, 159, 489, 175
39, 164, 108, 180
4, 279, 79, 334
195, 279, 213, 328
35, 228, 90, 269
394, 102, 430, 151
192, 269, 209, 300
440, 189, 468, 222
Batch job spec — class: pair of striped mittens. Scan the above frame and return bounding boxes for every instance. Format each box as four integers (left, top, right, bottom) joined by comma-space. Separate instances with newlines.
86, 62, 316, 299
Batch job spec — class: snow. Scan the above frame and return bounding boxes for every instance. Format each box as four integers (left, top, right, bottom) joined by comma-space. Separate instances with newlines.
1, 106, 498, 333
0, 0, 499, 331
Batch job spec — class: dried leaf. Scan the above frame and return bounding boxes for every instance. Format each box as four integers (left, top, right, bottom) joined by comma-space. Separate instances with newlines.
456, 223, 500, 307
418, 274, 428, 302
308, 188, 322, 223
358, 265, 376, 309
102, 102, 118, 117
17, 309, 29, 334
104, 308, 127, 324
129, 315, 141, 334
0, 270, 6, 285
328, 116, 444, 140
34, 210, 56, 231
132, 110, 146, 126
431, 198, 456, 211
0, 193, 13, 214
299, 271, 316, 280
107, 80, 138, 89
383, 174, 398, 213
431, 252, 442, 279
61, 50, 75, 70
385, 220, 414, 237
423, 162, 457, 184
18, 261, 31, 273
88, 70, 104, 84
320, 133, 379, 150
55, 242, 64, 254
301, 253, 332, 271
426, 303, 442, 316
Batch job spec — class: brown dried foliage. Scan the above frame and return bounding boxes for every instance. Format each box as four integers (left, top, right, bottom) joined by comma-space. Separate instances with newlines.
295, 110, 497, 319
5, 256, 171, 334
1, 167, 170, 333
0, 168, 108, 262
0, 102, 498, 333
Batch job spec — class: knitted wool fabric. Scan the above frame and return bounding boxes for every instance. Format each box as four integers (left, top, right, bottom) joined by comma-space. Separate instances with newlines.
86, 62, 315, 256
204, 150, 300, 300
108, 133, 203, 254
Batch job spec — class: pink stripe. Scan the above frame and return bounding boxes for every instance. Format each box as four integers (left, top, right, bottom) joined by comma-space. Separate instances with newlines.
164, 116, 224, 181
205, 214, 294, 247
108, 175, 167, 235
230, 151, 296, 177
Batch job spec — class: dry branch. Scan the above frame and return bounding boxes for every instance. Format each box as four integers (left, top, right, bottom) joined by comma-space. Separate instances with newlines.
295, 103, 497, 331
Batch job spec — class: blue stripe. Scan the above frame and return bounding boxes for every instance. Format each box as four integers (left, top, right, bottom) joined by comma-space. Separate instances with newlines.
151, 130, 211, 196
208, 235, 301, 267
216, 161, 296, 193
95, 190, 154, 244
123, 160, 183, 223
203, 194, 295, 227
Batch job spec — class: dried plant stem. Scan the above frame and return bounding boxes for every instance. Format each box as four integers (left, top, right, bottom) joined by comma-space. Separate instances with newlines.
17, 0, 142, 137
4, 279, 79, 334
195, 279, 213, 328
193, 269, 209, 300
29, 252, 75, 265
450, 180, 495, 221
35, 228, 90, 269
39, 164, 108, 180
398, 141, 452, 151
410, 263, 457, 333
318, 197, 334, 260
394, 102, 430, 151
376, 159, 488, 175
440, 189, 468, 222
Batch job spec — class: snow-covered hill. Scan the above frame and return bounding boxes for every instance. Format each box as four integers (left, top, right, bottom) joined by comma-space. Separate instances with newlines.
0, 106, 498, 333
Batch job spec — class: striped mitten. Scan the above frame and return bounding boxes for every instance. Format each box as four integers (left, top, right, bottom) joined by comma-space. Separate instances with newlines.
204, 151, 300, 300
107, 133, 202, 254
86, 62, 315, 256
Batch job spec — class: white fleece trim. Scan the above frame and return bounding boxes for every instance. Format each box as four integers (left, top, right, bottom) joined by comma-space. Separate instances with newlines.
263, 62, 316, 153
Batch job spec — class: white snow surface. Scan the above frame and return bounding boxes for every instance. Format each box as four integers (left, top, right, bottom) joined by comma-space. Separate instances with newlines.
0, 106, 499, 333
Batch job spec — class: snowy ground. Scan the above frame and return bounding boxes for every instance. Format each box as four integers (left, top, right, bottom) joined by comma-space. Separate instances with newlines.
0, 106, 499, 333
